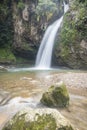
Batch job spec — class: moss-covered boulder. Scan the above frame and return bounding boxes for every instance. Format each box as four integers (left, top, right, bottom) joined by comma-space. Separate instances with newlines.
41, 82, 69, 107
2, 108, 74, 130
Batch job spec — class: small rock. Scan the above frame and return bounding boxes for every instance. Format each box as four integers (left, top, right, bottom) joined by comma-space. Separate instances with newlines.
0, 66, 7, 72
30, 80, 39, 84
80, 40, 87, 49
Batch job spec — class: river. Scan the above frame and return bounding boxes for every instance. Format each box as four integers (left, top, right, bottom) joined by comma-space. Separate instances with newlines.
0, 68, 87, 130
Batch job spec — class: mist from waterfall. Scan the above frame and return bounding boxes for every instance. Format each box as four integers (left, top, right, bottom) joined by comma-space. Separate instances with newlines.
35, 2, 69, 69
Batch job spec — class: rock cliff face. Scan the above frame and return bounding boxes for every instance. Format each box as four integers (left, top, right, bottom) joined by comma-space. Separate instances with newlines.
54, 0, 87, 69
12, 0, 64, 63
0, 0, 65, 64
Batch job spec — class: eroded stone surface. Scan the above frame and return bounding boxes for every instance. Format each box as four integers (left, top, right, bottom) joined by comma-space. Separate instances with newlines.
3, 108, 75, 130
41, 82, 69, 107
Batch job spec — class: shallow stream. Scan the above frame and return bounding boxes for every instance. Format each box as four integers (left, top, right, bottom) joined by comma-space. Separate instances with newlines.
0, 68, 87, 130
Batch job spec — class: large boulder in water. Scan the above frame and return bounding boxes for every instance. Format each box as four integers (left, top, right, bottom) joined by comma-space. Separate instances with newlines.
41, 82, 69, 107
2, 108, 75, 130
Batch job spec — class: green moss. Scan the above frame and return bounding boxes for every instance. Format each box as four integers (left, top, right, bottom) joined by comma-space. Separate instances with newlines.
48, 85, 54, 92
29, 114, 57, 130
58, 125, 73, 130
3, 114, 57, 130
41, 83, 69, 107
60, 47, 70, 60
17, 0, 25, 10
52, 83, 69, 107
0, 48, 16, 63
41, 92, 55, 107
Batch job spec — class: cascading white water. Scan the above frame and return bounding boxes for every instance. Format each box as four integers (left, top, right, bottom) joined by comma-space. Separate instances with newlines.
35, 2, 69, 69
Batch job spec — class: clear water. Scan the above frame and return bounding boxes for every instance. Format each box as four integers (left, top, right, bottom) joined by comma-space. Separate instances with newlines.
0, 69, 87, 130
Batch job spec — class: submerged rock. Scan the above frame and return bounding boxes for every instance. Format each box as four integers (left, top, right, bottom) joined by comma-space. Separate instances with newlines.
2, 108, 74, 130
41, 82, 69, 107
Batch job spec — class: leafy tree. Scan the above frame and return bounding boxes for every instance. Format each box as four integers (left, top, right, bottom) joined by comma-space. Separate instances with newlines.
36, 0, 57, 16
0, 0, 13, 47
17, 0, 25, 10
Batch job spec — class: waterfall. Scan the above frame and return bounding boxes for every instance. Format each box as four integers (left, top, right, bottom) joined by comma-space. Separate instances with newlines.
35, 2, 69, 69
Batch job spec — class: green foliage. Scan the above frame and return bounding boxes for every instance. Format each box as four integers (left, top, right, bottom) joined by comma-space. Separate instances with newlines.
0, 0, 13, 47
3, 114, 57, 130
55, 0, 87, 66
78, 0, 87, 6
0, 22, 13, 47
59, 0, 87, 48
75, 7, 87, 39
61, 14, 78, 46
36, 0, 57, 16
0, 0, 15, 63
0, 0, 9, 21
17, 0, 25, 10
60, 47, 70, 60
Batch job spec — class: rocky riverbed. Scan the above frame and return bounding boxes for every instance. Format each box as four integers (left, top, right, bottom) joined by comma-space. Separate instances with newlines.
0, 69, 87, 130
